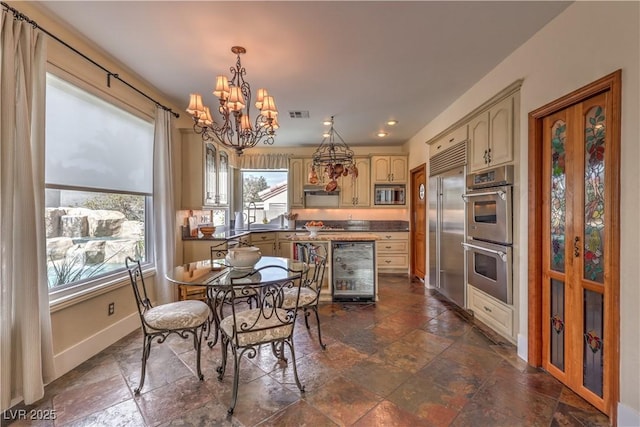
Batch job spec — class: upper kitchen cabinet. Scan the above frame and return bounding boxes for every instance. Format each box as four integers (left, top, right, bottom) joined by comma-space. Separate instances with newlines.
204, 143, 229, 206
304, 158, 328, 186
289, 158, 305, 208
339, 157, 370, 207
180, 131, 229, 208
429, 125, 468, 158
371, 155, 408, 183
468, 95, 514, 172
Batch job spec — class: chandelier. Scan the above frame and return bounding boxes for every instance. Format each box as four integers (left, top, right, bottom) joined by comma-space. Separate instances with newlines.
186, 46, 278, 155
311, 116, 357, 187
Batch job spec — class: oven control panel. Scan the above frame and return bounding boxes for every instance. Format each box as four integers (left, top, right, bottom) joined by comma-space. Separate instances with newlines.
466, 165, 514, 189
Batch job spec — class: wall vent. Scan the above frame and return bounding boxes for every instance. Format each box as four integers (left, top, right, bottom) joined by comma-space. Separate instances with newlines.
289, 111, 310, 119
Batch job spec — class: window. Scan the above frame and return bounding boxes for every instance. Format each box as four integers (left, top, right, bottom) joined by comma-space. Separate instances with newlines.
45, 74, 154, 294
240, 170, 287, 225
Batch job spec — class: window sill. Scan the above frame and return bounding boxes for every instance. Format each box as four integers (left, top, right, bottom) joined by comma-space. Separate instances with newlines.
49, 264, 156, 313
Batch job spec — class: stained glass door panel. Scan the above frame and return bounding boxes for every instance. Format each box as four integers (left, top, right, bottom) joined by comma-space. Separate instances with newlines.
541, 91, 611, 414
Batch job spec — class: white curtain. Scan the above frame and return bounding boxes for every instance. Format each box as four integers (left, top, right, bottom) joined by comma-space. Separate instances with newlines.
0, 12, 54, 409
153, 108, 176, 304
234, 153, 289, 170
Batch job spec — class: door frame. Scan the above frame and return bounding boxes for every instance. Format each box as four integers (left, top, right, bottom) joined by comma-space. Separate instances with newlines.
527, 70, 621, 418
410, 163, 427, 280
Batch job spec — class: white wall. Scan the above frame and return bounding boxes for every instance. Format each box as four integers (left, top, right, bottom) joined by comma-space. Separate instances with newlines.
406, 1, 640, 421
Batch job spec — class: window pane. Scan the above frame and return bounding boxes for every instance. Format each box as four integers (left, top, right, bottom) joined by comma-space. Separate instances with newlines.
45, 189, 147, 289
241, 170, 288, 225
45, 74, 154, 194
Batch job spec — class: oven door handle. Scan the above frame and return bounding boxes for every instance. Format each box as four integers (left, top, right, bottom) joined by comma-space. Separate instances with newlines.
461, 242, 508, 262
462, 190, 506, 202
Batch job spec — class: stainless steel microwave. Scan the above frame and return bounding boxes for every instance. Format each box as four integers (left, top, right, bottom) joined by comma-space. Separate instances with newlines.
374, 184, 406, 205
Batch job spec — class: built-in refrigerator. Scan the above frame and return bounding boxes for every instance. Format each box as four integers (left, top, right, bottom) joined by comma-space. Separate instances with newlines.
332, 241, 376, 302
428, 142, 467, 308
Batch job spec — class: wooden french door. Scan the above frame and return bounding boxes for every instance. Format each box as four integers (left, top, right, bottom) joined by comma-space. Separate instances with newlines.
411, 164, 426, 280
530, 71, 620, 418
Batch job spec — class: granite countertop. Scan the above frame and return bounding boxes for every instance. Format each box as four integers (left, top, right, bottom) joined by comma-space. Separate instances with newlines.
182, 220, 409, 241
283, 232, 379, 241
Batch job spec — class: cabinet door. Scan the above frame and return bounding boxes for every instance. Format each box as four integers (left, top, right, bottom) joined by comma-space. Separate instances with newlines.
289, 158, 304, 207
339, 173, 356, 206
354, 158, 370, 206
372, 156, 391, 182
204, 143, 218, 205
389, 156, 407, 182
217, 150, 229, 206
253, 240, 275, 256
304, 158, 326, 185
469, 111, 490, 172
277, 239, 293, 258
488, 96, 513, 167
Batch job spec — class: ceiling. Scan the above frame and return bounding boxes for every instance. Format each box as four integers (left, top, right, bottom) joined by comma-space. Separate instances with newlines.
36, 1, 571, 148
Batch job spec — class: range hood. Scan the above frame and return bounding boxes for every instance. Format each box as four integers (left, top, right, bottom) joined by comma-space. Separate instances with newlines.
303, 185, 340, 195
303, 185, 340, 208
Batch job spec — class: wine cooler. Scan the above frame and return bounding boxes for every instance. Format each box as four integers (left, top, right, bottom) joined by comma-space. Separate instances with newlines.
331, 241, 376, 302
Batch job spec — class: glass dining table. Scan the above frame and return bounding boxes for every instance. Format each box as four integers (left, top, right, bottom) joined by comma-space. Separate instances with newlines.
166, 256, 308, 347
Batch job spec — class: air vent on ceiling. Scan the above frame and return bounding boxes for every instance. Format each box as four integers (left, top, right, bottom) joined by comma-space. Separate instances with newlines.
289, 111, 310, 119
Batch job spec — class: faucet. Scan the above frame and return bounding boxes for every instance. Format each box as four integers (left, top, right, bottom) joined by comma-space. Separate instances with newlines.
247, 201, 257, 230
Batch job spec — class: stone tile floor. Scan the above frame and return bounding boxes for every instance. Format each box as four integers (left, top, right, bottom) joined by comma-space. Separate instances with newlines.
3, 275, 610, 426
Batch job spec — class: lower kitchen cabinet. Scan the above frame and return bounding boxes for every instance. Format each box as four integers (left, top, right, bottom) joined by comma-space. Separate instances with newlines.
250, 232, 276, 256
467, 284, 514, 342
376, 232, 409, 273
276, 232, 293, 258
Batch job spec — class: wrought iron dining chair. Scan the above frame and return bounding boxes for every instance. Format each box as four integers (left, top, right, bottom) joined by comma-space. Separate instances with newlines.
216, 265, 306, 414
125, 257, 211, 394
281, 243, 328, 349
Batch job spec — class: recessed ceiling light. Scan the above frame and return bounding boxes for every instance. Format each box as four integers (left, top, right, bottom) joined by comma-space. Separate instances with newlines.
322, 132, 331, 138
377, 132, 388, 138
322, 120, 332, 126
386, 120, 398, 126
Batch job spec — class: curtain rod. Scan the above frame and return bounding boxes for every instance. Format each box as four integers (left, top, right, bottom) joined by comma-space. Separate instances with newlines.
1, 1, 179, 118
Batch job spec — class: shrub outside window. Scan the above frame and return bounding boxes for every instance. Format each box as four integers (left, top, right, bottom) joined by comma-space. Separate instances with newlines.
45, 73, 154, 293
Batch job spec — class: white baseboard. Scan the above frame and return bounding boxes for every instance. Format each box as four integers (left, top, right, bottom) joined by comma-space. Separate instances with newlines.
53, 313, 139, 379
618, 402, 640, 427
517, 333, 528, 362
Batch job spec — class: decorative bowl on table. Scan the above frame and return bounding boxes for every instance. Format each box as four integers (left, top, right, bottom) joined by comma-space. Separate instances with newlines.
305, 225, 323, 238
199, 226, 216, 237
225, 246, 262, 270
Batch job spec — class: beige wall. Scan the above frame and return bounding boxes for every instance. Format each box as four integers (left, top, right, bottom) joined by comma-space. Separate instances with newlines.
406, 2, 640, 420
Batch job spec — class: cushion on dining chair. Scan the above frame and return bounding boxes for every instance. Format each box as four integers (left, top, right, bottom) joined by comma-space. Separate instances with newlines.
144, 300, 210, 330
220, 308, 294, 347
281, 287, 317, 309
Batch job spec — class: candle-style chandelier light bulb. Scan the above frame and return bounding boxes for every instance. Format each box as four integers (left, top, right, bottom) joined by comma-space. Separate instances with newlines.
186, 46, 278, 155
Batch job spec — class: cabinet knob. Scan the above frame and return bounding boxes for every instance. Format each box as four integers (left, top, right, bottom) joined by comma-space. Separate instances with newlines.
483, 306, 493, 313
384, 260, 391, 263
385, 235, 392, 239
385, 245, 392, 249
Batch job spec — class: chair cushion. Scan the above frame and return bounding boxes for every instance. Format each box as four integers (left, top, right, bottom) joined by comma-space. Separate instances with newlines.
144, 300, 210, 330
280, 287, 317, 309
220, 308, 293, 347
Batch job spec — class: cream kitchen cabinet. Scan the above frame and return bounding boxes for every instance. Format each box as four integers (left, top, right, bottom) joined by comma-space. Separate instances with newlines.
376, 231, 409, 273
250, 232, 276, 256
339, 157, 370, 207
180, 130, 229, 209
303, 158, 328, 186
371, 155, 408, 183
468, 95, 514, 172
288, 158, 305, 208
429, 125, 468, 158
276, 232, 293, 258
467, 284, 515, 342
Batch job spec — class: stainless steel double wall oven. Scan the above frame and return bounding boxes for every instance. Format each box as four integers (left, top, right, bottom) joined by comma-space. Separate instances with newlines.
462, 165, 514, 304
